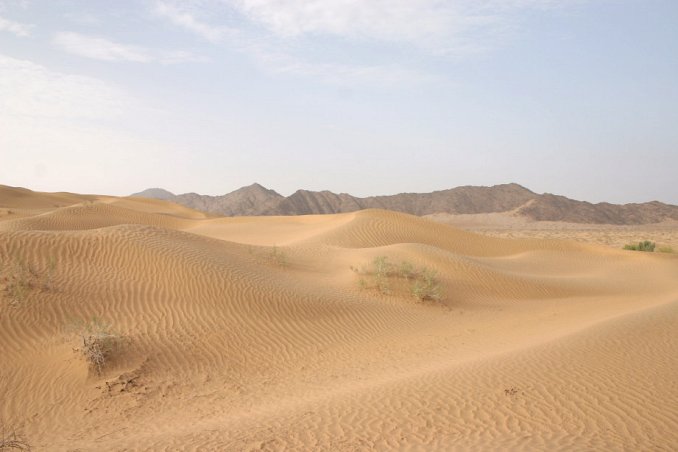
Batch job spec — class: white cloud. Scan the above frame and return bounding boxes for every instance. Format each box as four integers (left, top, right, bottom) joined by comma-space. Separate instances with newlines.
52, 31, 207, 64
234, 0, 464, 40
0, 53, 131, 119
151, 0, 585, 84
229, 0, 576, 54
53, 31, 151, 62
154, 1, 232, 42
0, 14, 32, 37
151, 1, 438, 85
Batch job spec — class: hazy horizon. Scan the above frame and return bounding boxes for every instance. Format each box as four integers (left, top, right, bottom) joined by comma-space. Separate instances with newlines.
1, 1, 677, 204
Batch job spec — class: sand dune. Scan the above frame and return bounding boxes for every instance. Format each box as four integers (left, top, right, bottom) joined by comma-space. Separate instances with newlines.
1, 186, 677, 450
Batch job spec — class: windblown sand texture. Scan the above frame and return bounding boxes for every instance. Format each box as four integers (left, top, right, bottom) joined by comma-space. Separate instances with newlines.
1, 185, 677, 451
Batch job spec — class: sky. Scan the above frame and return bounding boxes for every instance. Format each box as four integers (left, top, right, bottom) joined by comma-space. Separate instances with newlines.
0, 0, 677, 204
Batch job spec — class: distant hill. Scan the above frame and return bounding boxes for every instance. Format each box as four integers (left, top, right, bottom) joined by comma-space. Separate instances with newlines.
133, 188, 176, 201
131, 183, 678, 225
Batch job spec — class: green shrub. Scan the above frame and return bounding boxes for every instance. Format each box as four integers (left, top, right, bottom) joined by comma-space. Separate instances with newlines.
372, 256, 393, 294
411, 268, 442, 301
353, 256, 443, 302
623, 241, 655, 252
398, 260, 417, 280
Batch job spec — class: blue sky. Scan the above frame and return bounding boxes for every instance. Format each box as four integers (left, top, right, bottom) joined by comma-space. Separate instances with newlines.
1, 0, 677, 203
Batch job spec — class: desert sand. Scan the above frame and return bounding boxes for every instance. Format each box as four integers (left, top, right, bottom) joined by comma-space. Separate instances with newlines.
1, 185, 677, 451
427, 212, 678, 251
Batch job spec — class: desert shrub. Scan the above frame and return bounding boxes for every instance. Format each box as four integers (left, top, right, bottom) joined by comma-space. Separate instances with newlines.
1, 259, 38, 306
411, 268, 442, 301
71, 317, 122, 374
638, 241, 656, 252
353, 256, 443, 301
398, 260, 417, 280
268, 245, 288, 268
623, 241, 655, 252
658, 246, 675, 254
0, 426, 31, 451
1, 256, 57, 305
352, 256, 394, 294
372, 256, 393, 294
42, 256, 56, 292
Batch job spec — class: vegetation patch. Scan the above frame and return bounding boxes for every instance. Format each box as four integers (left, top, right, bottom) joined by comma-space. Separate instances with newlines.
411, 268, 443, 301
351, 256, 443, 302
0, 256, 57, 306
658, 246, 675, 254
70, 317, 124, 375
268, 245, 288, 268
0, 425, 31, 451
623, 241, 656, 252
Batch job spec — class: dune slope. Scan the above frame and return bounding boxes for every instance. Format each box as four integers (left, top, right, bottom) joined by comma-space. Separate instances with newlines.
1, 187, 677, 451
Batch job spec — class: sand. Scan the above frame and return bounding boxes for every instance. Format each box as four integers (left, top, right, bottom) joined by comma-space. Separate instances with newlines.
1, 185, 677, 451
427, 212, 678, 250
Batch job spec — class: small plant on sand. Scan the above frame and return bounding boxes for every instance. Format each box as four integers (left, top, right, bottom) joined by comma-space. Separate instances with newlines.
658, 246, 675, 254
1, 258, 38, 306
70, 317, 123, 374
41, 256, 56, 292
623, 240, 656, 252
372, 256, 393, 294
352, 256, 393, 294
353, 256, 443, 302
0, 425, 31, 451
398, 260, 417, 280
1, 256, 57, 305
411, 268, 442, 301
268, 245, 288, 268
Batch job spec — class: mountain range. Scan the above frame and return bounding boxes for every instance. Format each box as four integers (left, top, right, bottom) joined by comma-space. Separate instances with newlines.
132, 183, 678, 225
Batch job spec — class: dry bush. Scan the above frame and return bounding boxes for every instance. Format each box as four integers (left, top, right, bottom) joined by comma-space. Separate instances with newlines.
1, 256, 57, 306
70, 318, 122, 374
0, 426, 31, 451
1, 259, 38, 306
42, 256, 56, 292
